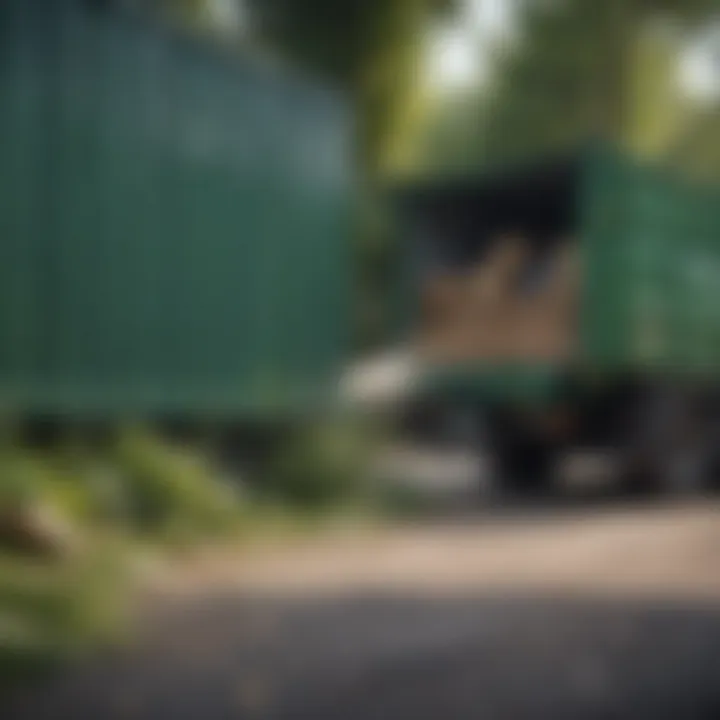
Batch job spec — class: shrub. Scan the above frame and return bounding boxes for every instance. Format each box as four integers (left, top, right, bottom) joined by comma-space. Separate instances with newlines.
264, 414, 380, 509
112, 427, 245, 543
0, 544, 130, 688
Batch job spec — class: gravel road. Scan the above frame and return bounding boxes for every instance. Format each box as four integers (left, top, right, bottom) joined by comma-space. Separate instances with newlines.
5, 500, 720, 719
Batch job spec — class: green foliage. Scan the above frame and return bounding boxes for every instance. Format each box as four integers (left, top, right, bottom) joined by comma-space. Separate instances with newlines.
0, 429, 246, 687
112, 428, 244, 543
0, 415, 392, 689
0, 445, 108, 553
421, 0, 716, 172
479, 0, 628, 165
377, 483, 441, 518
0, 452, 49, 512
418, 93, 487, 174
0, 440, 136, 535
265, 415, 379, 509
0, 427, 247, 558
668, 110, 720, 183
0, 540, 131, 688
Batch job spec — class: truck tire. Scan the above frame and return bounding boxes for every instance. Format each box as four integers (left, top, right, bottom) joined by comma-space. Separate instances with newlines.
628, 386, 713, 497
656, 437, 714, 497
485, 410, 558, 497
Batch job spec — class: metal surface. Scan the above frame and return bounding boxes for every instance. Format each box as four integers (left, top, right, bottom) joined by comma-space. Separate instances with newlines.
0, 0, 352, 415
398, 145, 720, 402
583, 147, 720, 374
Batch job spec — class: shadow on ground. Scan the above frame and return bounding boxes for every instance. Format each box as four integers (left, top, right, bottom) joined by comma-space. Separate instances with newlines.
4, 588, 720, 719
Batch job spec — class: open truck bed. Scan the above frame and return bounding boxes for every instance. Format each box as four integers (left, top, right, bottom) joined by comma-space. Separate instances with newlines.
394, 146, 720, 493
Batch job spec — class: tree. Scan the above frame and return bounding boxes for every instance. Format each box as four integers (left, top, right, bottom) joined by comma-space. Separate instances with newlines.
430, 0, 715, 169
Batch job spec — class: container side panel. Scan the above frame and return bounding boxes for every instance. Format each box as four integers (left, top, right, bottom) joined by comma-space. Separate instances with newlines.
583, 147, 720, 376
0, 0, 352, 414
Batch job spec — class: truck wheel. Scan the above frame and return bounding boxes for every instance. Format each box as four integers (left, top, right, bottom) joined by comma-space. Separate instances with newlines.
491, 439, 558, 498
625, 386, 714, 497
656, 440, 713, 497
479, 408, 559, 499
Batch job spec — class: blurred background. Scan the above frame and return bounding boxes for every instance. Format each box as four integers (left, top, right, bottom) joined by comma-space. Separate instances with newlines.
1, 0, 720, 718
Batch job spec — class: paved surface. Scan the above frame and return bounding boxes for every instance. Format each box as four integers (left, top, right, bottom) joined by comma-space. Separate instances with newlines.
4, 501, 720, 719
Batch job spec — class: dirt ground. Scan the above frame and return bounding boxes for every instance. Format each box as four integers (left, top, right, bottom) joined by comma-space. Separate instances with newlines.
5, 499, 720, 719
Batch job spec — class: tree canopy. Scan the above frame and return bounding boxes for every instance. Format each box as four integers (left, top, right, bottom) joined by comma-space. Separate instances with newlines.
419, 0, 717, 173
159, 0, 453, 175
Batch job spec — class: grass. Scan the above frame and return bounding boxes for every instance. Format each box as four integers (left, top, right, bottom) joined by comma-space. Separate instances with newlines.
0, 537, 133, 689
0, 428, 249, 690
0, 415, 393, 689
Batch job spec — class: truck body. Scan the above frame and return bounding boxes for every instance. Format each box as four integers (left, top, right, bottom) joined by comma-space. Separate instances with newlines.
0, 0, 352, 417
395, 145, 720, 492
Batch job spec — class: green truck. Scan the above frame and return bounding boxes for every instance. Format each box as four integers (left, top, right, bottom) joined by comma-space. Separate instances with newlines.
0, 0, 352, 418
395, 144, 720, 495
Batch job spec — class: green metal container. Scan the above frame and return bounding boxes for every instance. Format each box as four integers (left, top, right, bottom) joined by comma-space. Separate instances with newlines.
397, 144, 720, 403
0, 0, 353, 415
583, 146, 720, 376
